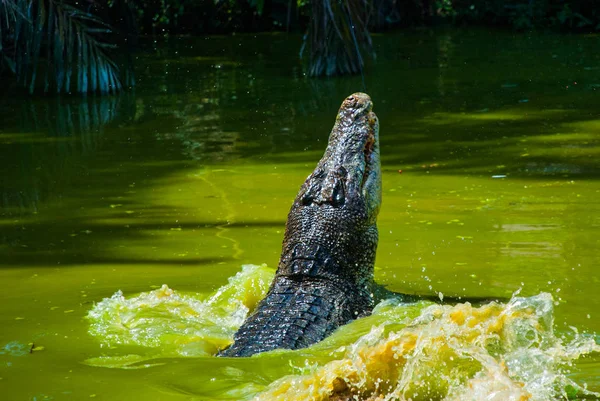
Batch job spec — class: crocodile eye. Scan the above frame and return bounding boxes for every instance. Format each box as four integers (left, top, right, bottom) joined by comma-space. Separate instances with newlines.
301, 194, 313, 206
332, 180, 345, 207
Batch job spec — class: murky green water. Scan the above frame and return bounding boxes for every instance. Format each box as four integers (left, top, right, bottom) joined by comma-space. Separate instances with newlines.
1, 29, 599, 400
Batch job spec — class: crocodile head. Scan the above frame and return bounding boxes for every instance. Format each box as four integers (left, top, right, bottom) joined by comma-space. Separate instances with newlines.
279, 92, 381, 291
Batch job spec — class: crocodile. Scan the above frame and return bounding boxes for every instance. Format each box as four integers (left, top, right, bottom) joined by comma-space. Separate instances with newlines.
219, 92, 381, 357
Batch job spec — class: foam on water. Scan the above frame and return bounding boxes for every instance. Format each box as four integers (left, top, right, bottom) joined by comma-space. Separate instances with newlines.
86, 265, 599, 400
255, 294, 599, 401
86, 264, 274, 359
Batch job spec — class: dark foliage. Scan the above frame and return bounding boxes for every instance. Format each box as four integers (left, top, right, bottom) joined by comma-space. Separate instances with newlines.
3, 0, 600, 92
391, 0, 600, 31
0, 0, 129, 94
120, 0, 600, 35
125, 0, 300, 35
302, 0, 374, 77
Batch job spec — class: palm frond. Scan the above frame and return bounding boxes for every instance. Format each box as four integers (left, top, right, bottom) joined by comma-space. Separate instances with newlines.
302, 0, 374, 77
0, 0, 125, 95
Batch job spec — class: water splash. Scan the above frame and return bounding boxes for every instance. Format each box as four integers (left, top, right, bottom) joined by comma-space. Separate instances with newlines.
86, 264, 274, 362
255, 293, 599, 401
85, 265, 599, 400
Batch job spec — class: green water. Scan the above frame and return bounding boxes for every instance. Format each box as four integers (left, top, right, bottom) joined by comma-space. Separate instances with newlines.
1, 29, 599, 400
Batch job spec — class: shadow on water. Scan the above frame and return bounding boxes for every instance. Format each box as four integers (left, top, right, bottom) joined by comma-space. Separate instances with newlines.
131, 30, 600, 177
0, 219, 284, 267
0, 94, 137, 212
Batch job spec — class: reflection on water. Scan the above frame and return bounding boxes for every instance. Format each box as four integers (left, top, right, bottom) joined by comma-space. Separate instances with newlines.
500, 241, 562, 258
496, 224, 559, 232
3, 31, 600, 217
0, 95, 136, 214
160, 100, 242, 163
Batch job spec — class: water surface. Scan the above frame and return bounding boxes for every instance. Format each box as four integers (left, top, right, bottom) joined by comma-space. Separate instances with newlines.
1, 29, 599, 400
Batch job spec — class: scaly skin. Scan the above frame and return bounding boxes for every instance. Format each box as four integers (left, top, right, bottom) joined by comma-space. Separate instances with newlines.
219, 93, 381, 357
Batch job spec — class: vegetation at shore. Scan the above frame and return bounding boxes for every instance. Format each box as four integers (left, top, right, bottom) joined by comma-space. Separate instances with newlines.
1, 0, 599, 93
